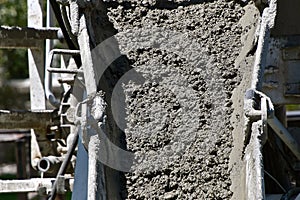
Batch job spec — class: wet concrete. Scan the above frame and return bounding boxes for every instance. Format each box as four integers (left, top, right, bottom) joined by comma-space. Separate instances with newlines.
101, 0, 259, 199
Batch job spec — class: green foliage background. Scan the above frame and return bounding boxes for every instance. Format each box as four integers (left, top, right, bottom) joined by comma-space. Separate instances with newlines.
0, 0, 28, 79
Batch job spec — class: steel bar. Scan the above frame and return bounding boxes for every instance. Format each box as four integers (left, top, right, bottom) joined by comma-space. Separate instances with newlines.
0, 26, 61, 40
28, 0, 46, 111
0, 39, 40, 49
267, 116, 300, 160
45, 0, 57, 109
0, 27, 61, 49
47, 68, 82, 74
0, 178, 54, 193
27, 0, 47, 172
0, 110, 53, 129
0, 178, 73, 193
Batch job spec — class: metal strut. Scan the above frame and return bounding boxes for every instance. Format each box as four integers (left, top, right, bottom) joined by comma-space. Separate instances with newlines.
47, 0, 106, 199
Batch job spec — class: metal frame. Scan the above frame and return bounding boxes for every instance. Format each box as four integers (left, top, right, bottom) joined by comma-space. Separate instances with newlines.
1, 0, 116, 199
244, 0, 300, 199
0, 0, 69, 196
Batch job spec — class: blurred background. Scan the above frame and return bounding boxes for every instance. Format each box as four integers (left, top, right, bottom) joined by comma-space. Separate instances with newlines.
0, 1, 34, 199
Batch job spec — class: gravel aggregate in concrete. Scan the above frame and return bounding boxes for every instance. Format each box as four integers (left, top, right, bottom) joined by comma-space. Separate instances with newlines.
104, 0, 250, 199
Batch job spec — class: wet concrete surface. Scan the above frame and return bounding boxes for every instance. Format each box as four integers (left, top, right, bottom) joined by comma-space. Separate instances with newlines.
103, 0, 256, 199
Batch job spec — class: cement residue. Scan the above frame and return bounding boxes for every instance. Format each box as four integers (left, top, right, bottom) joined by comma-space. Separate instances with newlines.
230, 3, 260, 200
104, 0, 254, 199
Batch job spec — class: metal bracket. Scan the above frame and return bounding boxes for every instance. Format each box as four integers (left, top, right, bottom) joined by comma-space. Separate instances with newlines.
45, 49, 81, 107
74, 92, 106, 148
245, 89, 300, 160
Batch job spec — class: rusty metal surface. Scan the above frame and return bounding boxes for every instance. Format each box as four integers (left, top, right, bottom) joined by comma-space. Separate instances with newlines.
0, 110, 53, 129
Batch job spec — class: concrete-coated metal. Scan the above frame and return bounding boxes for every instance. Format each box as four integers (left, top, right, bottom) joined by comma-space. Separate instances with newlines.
0, 26, 61, 48
0, 110, 53, 129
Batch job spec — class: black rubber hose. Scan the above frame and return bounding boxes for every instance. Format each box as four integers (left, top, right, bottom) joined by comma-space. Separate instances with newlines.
48, 131, 79, 200
49, 0, 82, 67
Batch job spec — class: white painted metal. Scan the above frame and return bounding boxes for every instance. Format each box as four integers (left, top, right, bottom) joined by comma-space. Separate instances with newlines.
0, 178, 54, 193
28, 0, 46, 110
0, 178, 73, 193
28, 0, 46, 172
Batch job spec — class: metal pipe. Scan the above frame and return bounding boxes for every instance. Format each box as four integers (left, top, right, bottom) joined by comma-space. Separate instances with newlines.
37, 156, 63, 173
47, 67, 82, 74
45, 0, 59, 108
45, 49, 80, 107
267, 115, 300, 160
